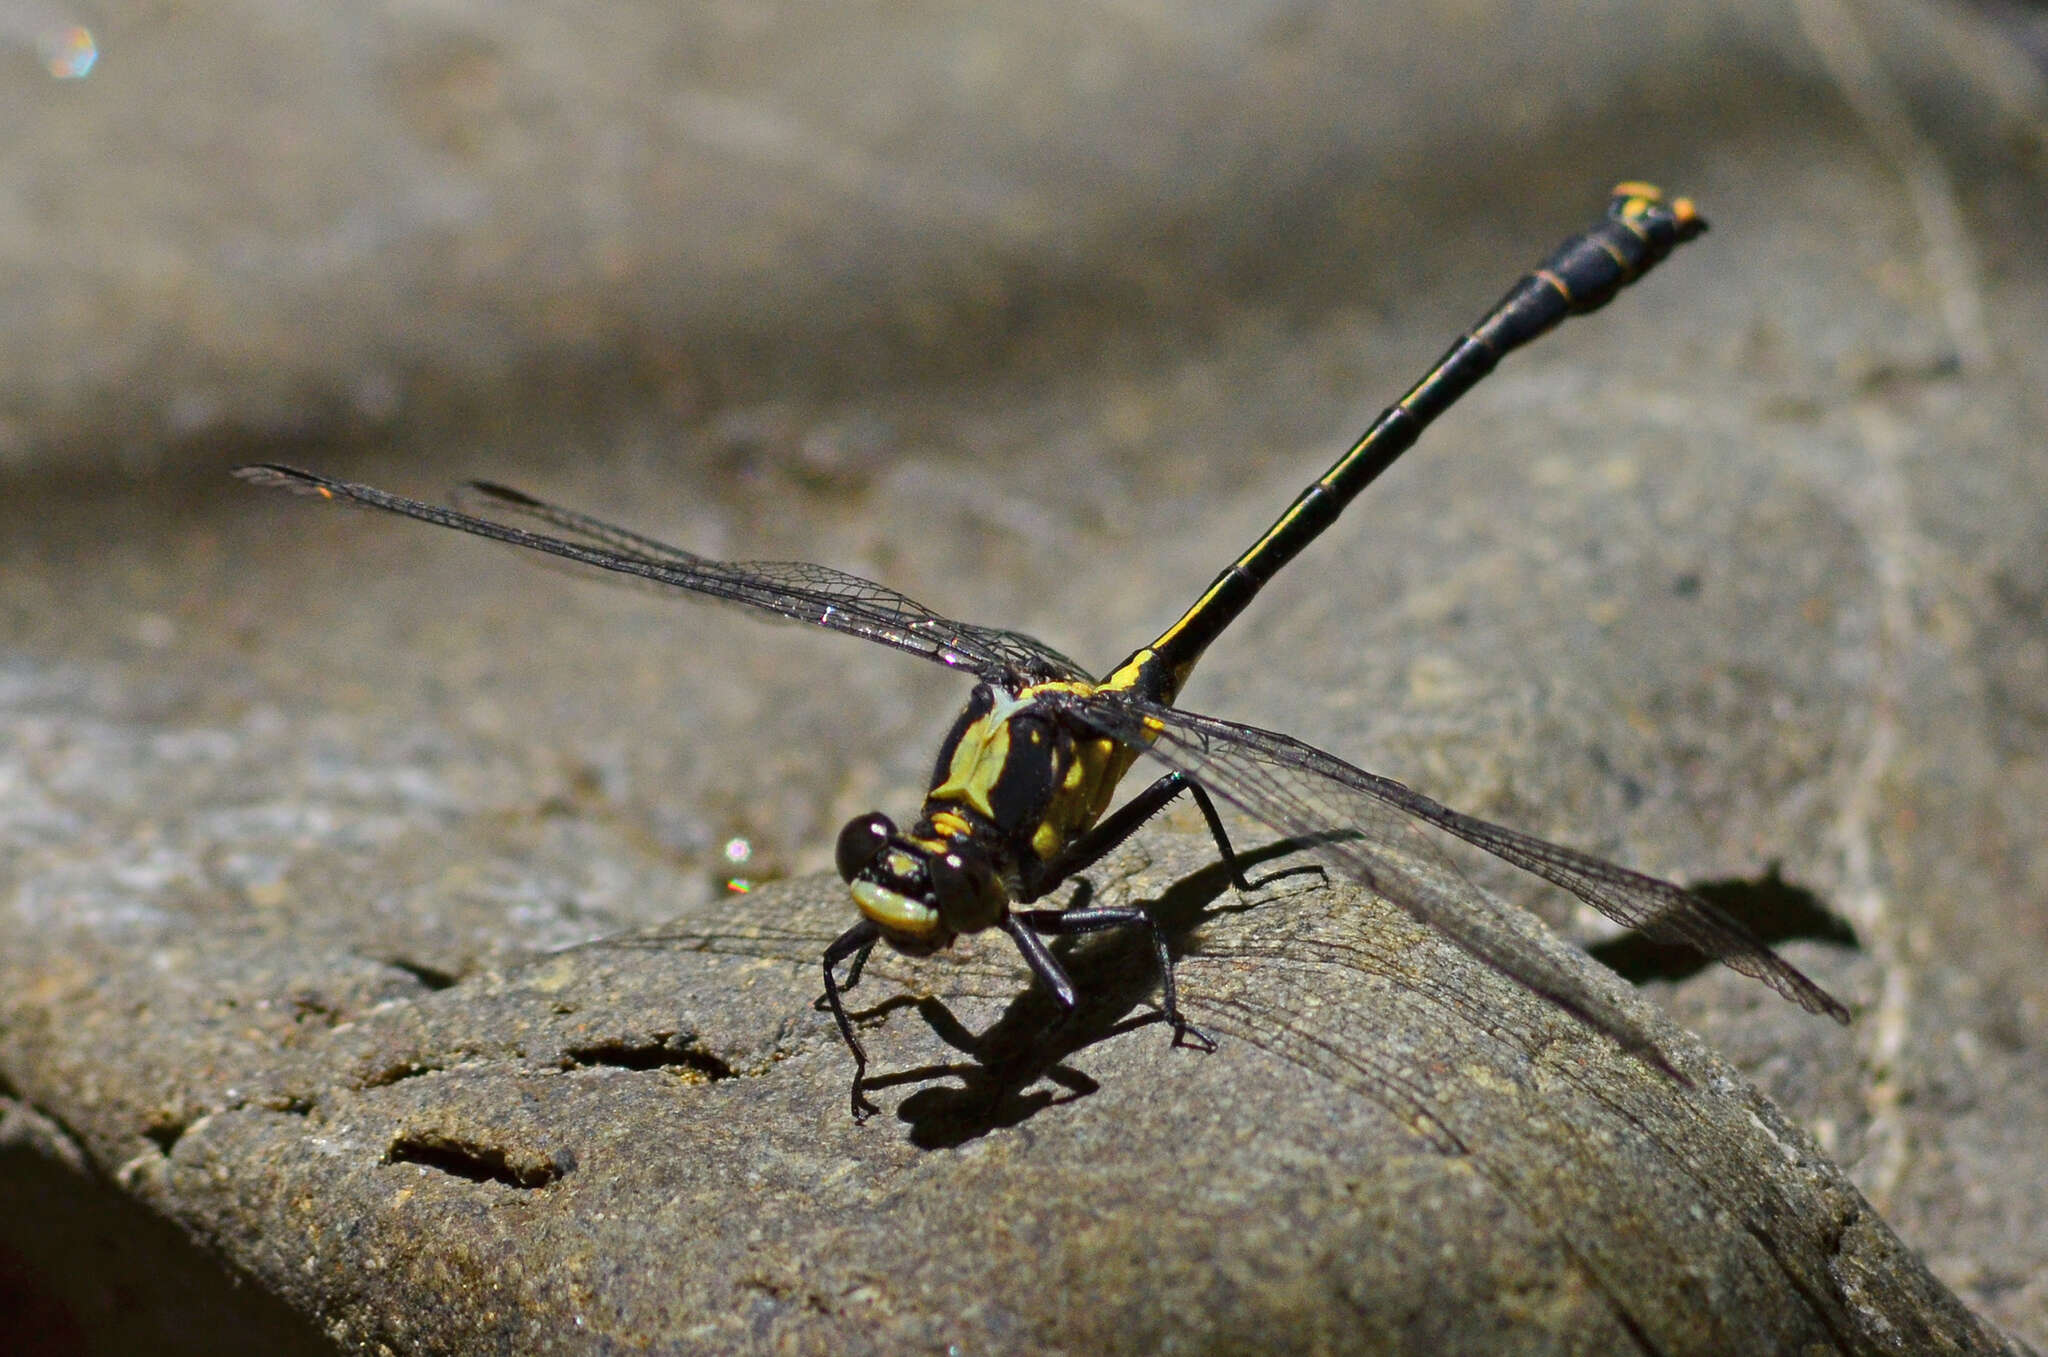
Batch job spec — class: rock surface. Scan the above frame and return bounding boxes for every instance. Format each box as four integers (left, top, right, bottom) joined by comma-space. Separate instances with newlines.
4, 1, 2046, 1352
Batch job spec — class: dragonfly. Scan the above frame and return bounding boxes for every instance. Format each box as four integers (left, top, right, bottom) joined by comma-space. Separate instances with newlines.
239, 184, 1850, 1118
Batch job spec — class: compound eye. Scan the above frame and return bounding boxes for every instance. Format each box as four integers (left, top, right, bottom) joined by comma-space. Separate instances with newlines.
927, 849, 1005, 933
834, 813, 895, 881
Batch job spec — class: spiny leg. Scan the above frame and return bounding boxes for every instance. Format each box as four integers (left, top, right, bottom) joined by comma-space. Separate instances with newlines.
998, 912, 1081, 1012
1038, 771, 1253, 892
1011, 903, 1217, 1053
1016, 771, 1256, 1051
821, 919, 883, 1119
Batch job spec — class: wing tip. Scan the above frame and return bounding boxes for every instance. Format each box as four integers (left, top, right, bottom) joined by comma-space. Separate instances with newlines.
1805, 984, 1854, 1026
1732, 950, 1852, 1026
232, 463, 336, 497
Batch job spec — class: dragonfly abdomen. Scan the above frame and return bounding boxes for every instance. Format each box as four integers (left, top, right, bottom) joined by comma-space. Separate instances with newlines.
1133, 185, 1706, 686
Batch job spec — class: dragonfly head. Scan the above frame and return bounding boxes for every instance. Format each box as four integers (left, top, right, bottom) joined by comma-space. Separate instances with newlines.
835, 812, 1007, 952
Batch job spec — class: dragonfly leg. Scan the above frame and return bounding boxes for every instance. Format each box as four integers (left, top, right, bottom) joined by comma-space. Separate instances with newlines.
821, 920, 882, 1119
1183, 781, 1253, 891
998, 912, 1081, 1013
1039, 771, 1253, 892
841, 935, 875, 991
1012, 904, 1218, 1054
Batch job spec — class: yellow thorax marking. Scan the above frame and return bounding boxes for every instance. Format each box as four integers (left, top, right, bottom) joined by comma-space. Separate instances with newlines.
926, 808, 972, 842
926, 687, 1034, 819
927, 682, 1097, 816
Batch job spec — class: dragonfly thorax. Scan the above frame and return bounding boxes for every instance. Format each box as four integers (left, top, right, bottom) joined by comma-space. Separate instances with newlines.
836, 679, 1136, 955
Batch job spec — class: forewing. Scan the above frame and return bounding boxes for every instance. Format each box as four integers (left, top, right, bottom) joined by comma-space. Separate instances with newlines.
454, 481, 1092, 682
236, 465, 1092, 685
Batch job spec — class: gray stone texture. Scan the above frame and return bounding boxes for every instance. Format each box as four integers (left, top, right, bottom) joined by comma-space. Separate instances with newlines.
4, 0, 2044, 1352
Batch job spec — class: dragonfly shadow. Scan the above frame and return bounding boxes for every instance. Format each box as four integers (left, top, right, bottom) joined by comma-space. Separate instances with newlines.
1586, 865, 1858, 989
890, 834, 1324, 1148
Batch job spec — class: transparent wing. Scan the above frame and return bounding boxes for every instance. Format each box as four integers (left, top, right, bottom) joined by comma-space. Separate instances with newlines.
236, 465, 1093, 686
1056, 691, 1848, 1062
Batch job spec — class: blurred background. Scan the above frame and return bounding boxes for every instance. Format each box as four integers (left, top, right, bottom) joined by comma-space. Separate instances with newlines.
2, 0, 2044, 1348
